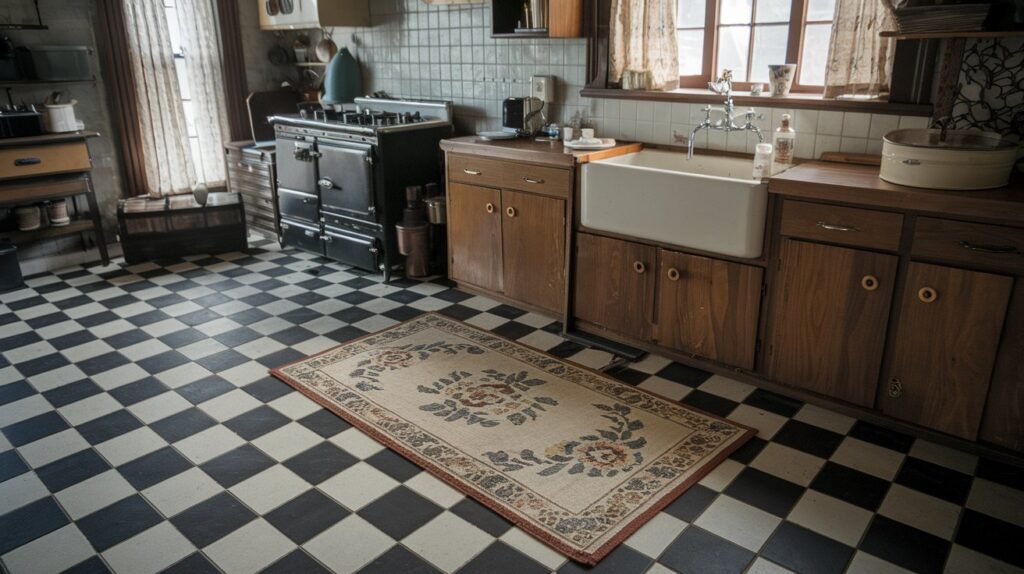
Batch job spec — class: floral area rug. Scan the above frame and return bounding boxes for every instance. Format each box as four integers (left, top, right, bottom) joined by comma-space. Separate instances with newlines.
271, 313, 754, 564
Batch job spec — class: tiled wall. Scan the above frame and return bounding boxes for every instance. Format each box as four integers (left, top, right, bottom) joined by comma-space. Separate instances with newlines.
252, 0, 931, 157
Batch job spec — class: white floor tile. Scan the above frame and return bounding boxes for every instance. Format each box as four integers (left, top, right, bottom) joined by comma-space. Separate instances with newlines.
500, 526, 568, 570
230, 465, 311, 514
792, 404, 856, 435
909, 439, 978, 475
698, 458, 745, 491
174, 425, 246, 464
330, 428, 386, 459
55, 469, 135, 519
320, 462, 399, 511
750, 443, 826, 487
695, 495, 782, 551
142, 467, 222, 518
637, 376, 692, 401
155, 363, 212, 389
92, 363, 149, 391
101, 521, 195, 574
946, 544, 1021, 574
268, 392, 321, 420
205, 519, 295, 574
0, 472, 49, 516
725, 404, 788, 441
27, 365, 89, 393
698, 375, 755, 402
94, 426, 167, 467
303, 515, 394, 572
251, 423, 323, 462
746, 557, 797, 574
128, 392, 192, 424
878, 484, 961, 539
845, 551, 914, 574
403, 471, 465, 509
967, 478, 1024, 528
624, 512, 688, 557
403, 511, 494, 572
0, 395, 51, 426
787, 490, 872, 546
1, 524, 95, 574
829, 437, 905, 481
57, 393, 121, 426
17, 428, 89, 468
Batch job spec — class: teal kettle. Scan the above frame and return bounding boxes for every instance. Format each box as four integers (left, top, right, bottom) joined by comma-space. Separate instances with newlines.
321, 47, 362, 106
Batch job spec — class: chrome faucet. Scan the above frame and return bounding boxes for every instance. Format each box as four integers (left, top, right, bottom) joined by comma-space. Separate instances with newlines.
688, 69, 765, 159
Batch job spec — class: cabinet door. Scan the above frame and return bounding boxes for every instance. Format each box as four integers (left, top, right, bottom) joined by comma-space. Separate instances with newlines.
881, 262, 1012, 440
573, 233, 656, 340
656, 250, 763, 370
448, 182, 503, 293
766, 240, 898, 407
501, 189, 566, 315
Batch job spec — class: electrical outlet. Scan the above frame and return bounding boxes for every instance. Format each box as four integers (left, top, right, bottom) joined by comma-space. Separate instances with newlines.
531, 75, 554, 103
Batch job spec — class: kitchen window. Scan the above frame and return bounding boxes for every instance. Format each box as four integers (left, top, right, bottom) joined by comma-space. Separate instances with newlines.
676, 0, 835, 92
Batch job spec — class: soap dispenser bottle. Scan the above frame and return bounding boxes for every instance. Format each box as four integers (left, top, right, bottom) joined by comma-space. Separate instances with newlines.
772, 114, 795, 174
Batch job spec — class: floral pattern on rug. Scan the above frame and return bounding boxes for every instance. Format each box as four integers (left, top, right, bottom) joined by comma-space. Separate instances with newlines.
484, 402, 646, 477
348, 341, 484, 391
417, 369, 558, 427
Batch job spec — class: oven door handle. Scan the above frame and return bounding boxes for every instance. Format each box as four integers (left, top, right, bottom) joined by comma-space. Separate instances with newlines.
318, 178, 336, 190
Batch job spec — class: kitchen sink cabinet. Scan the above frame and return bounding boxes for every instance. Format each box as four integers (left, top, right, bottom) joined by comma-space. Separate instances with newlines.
573, 233, 657, 341
655, 250, 762, 370
880, 262, 1013, 440
502, 190, 566, 315
448, 182, 504, 293
765, 240, 898, 408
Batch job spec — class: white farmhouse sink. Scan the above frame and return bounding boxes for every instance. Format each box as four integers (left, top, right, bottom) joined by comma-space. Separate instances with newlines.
580, 150, 768, 259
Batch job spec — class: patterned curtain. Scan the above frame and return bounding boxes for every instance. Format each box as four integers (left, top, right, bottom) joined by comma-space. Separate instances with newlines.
122, 0, 228, 197
609, 0, 680, 91
823, 0, 897, 98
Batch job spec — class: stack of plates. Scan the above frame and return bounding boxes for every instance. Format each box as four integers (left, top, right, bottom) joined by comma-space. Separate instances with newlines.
564, 138, 617, 150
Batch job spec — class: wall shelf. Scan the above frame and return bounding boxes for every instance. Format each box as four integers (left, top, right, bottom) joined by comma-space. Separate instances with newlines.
0, 78, 96, 87
881, 30, 1024, 40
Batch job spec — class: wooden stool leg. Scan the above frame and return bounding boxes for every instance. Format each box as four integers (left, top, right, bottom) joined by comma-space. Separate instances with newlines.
85, 178, 110, 266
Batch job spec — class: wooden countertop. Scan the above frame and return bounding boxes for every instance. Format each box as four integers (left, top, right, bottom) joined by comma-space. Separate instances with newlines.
440, 136, 642, 168
0, 131, 100, 149
770, 161, 1024, 226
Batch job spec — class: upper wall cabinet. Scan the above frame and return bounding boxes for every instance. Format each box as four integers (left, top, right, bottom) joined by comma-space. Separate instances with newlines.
259, 0, 370, 31
491, 0, 583, 38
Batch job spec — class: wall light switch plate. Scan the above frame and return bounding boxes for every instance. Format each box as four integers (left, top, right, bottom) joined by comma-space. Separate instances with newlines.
531, 75, 555, 103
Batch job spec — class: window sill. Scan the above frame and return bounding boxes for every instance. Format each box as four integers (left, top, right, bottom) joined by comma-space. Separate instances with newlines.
579, 87, 933, 117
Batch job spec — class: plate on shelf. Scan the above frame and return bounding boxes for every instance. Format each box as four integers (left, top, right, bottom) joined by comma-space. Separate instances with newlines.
477, 131, 518, 141
564, 137, 617, 150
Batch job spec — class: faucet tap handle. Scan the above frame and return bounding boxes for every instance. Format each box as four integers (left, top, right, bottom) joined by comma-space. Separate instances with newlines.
744, 108, 763, 121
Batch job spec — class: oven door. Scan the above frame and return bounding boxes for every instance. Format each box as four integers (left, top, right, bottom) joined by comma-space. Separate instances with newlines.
276, 135, 317, 194
317, 140, 375, 221
277, 188, 319, 223
279, 218, 324, 256
323, 225, 379, 272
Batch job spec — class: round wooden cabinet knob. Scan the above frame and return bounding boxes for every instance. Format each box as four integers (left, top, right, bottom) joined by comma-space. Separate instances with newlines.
633, 261, 646, 274
485, 203, 494, 214
506, 206, 517, 218
861, 275, 879, 291
667, 268, 680, 281
918, 287, 938, 303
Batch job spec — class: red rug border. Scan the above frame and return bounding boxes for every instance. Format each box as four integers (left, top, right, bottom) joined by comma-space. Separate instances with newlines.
269, 312, 755, 566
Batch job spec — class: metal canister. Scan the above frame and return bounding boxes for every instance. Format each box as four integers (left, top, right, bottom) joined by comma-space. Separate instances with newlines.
425, 197, 447, 225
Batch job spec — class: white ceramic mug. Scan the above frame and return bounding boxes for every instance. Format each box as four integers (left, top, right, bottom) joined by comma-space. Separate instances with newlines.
581, 128, 595, 140
562, 127, 574, 142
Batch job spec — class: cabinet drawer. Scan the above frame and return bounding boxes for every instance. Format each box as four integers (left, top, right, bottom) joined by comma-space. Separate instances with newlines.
449, 155, 507, 188
780, 200, 903, 251
448, 154, 570, 198
912, 218, 1024, 274
0, 142, 91, 180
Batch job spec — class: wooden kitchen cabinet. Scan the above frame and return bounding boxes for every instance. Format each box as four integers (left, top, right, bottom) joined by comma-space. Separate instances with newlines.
573, 233, 656, 340
448, 182, 504, 293
656, 250, 763, 370
502, 190, 566, 315
766, 240, 898, 407
880, 262, 1013, 440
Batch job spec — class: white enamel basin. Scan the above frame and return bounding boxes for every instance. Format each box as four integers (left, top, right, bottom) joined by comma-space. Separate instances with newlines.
580, 150, 768, 259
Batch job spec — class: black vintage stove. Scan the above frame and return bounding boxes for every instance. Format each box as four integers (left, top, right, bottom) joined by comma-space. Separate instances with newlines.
268, 97, 453, 281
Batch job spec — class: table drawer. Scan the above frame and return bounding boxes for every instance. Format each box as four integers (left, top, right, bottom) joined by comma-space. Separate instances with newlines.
780, 200, 903, 251
912, 217, 1024, 274
448, 154, 570, 198
0, 142, 91, 180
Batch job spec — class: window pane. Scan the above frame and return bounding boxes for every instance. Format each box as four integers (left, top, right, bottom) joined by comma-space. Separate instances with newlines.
677, 0, 706, 28
750, 25, 789, 83
719, 0, 753, 25
806, 0, 837, 20
754, 0, 791, 23
678, 29, 705, 75
799, 23, 831, 85
716, 25, 750, 80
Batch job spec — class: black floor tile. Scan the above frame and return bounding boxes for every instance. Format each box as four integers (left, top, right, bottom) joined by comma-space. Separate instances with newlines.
728, 435, 768, 464
449, 498, 513, 538
200, 444, 275, 488
77, 351, 130, 376
607, 366, 650, 386
242, 377, 294, 403
0, 380, 35, 406
63, 556, 112, 574
162, 552, 221, 574
659, 526, 754, 574
265, 489, 350, 544
772, 419, 844, 459
975, 457, 1024, 492
954, 509, 1024, 569
77, 409, 144, 445
680, 390, 739, 418
150, 407, 218, 443
559, 545, 653, 574
437, 304, 480, 322
0, 496, 69, 555
297, 409, 351, 438
357, 486, 442, 539
742, 388, 803, 418
196, 349, 249, 372
256, 348, 305, 368
655, 362, 714, 387
36, 448, 109, 492
170, 492, 257, 547
158, 327, 206, 349
848, 420, 915, 453
14, 352, 70, 377
44, 383, 104, 414
77, 495, 163, 552
117, 446, 192, 490
265, 549, 333, 574
0, 449, 29, 482
490, 320, 536, 341
761, 522, 854, 574
810, 461, 891, 511
108, 377, 170, 406
283, 442, 359, 485
270, 326, 317, 346
223, 404, 290, 440
365, 449, 422, 482
895, 456, 972, 505
213, 326, 262, 347
460, 542, 549, 574
137, 350, 190, 374
50, 329, 97, 350
547, 340, 586, 358
860, 515, 950, 574
103, 328, 152, 349
0, 331, 41, 352
176, 375, 234, 405
724, 468, 805, 517
358, 546, 441, 574
663, 484, 718, 522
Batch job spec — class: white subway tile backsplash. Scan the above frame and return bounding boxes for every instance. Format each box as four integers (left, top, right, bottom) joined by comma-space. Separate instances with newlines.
842, 113, 871, 138
814, 135, 842, 157
636, 101, 654, 122
840, 137, 869, 154
795, 110, 819, 134
818, 111, 845, 136
899, 116, 930, 129
869, 114, 901, 139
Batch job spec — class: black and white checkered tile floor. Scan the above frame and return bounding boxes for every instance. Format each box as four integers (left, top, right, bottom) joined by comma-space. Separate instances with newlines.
1, 239, 1022, 574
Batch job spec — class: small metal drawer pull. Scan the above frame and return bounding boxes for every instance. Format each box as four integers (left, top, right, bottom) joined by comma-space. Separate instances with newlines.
918, 286, 937, 303
861, 275, 879, 291
887, 378, 903, 398
901, 159, 921, 165
667, 268, 680, 281
958, 240, 1019, 255
816, 221, 858, 232
463, 168, 482, 176
485, 202, 495, 214
14, 157, 41, 166
505, 206, 517, 217
633, 261, 646, 274
301, 197, 314, 204
523, 176, 544, 184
